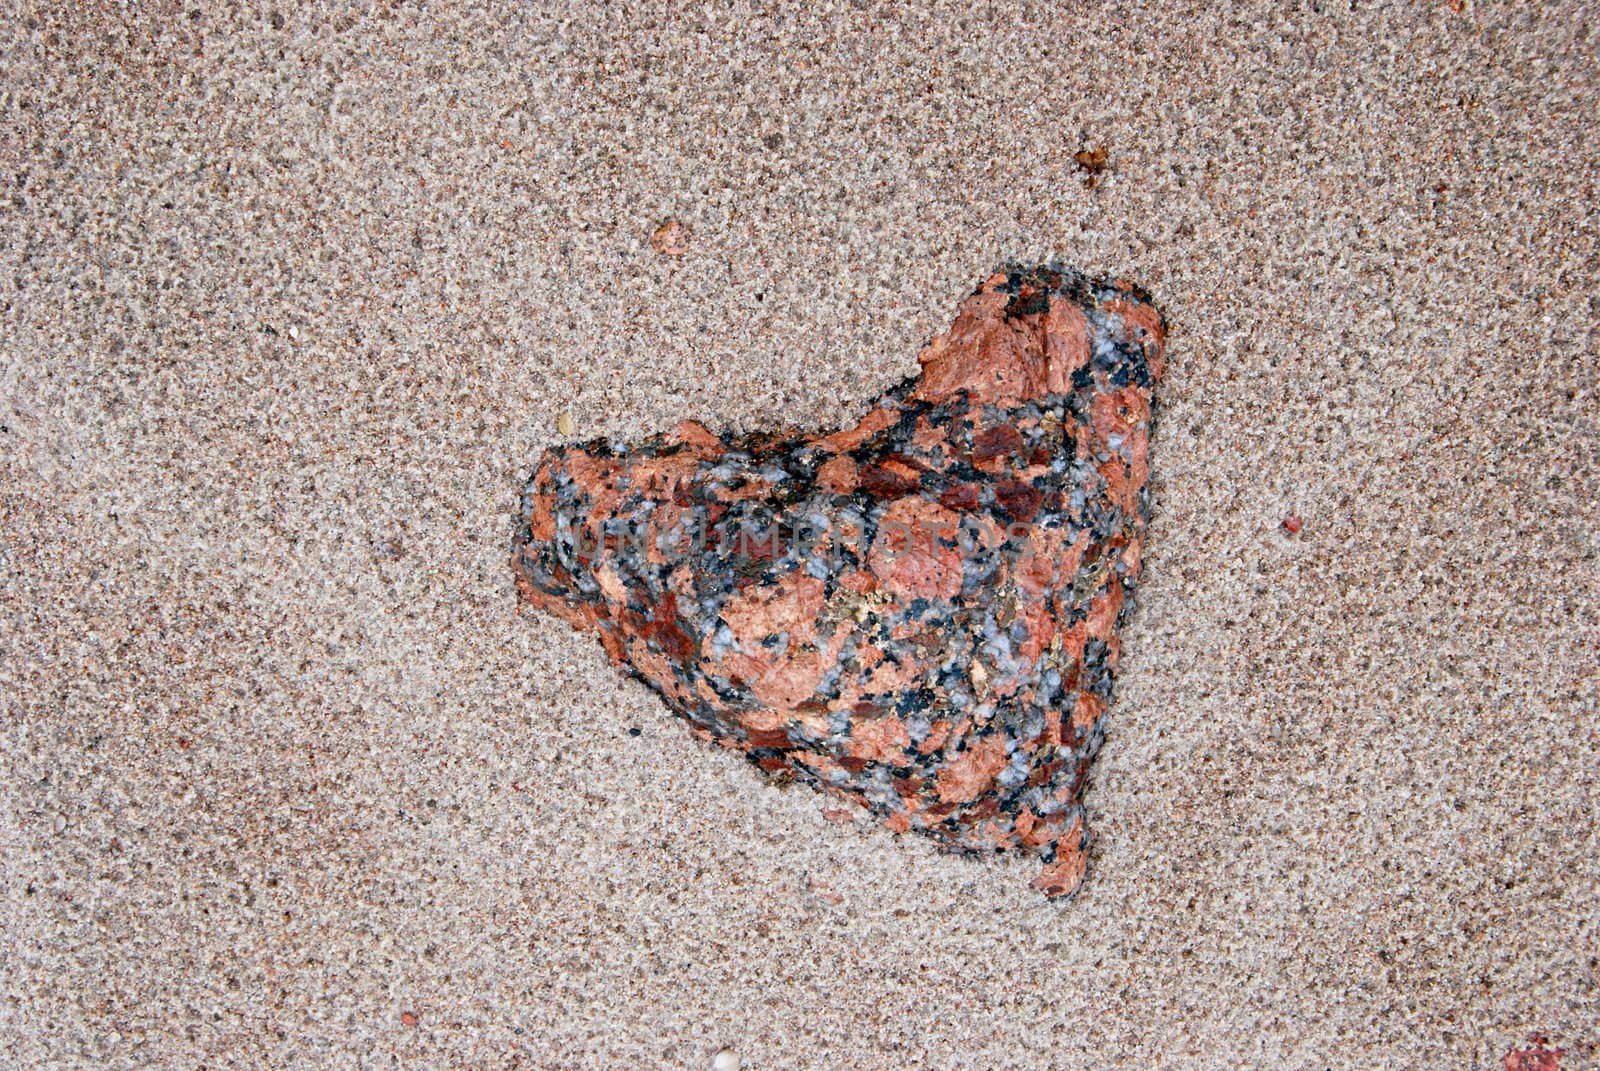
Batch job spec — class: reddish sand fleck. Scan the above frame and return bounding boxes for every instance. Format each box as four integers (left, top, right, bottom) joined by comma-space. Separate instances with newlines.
650, 219, 691, 256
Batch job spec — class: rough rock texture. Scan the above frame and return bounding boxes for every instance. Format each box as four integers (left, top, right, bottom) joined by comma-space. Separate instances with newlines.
1504, 1036, 1564, 1071
512, 267, 1165, 896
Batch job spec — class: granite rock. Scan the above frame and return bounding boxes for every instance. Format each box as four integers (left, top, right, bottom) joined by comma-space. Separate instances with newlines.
512, 267, 1166, 897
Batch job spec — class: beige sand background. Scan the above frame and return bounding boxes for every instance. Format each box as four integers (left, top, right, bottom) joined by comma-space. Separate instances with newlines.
3, 2, 1596, 1068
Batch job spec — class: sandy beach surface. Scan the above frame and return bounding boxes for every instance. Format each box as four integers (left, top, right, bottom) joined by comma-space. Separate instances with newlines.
2, 3, 1596, 1068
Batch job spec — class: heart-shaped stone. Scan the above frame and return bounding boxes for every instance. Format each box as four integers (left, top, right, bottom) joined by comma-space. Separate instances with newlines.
513, 266, 1166, 897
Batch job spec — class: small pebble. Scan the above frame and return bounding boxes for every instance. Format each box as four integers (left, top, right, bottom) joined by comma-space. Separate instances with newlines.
1074, 145, 1110, 188
651, 219, 691, 256
400, 1011, 418, 1027
711, 1050, 740, 1071
1073, 146, 1109, 173
1282, 513, 1304, 534
557, 410, 576, 436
